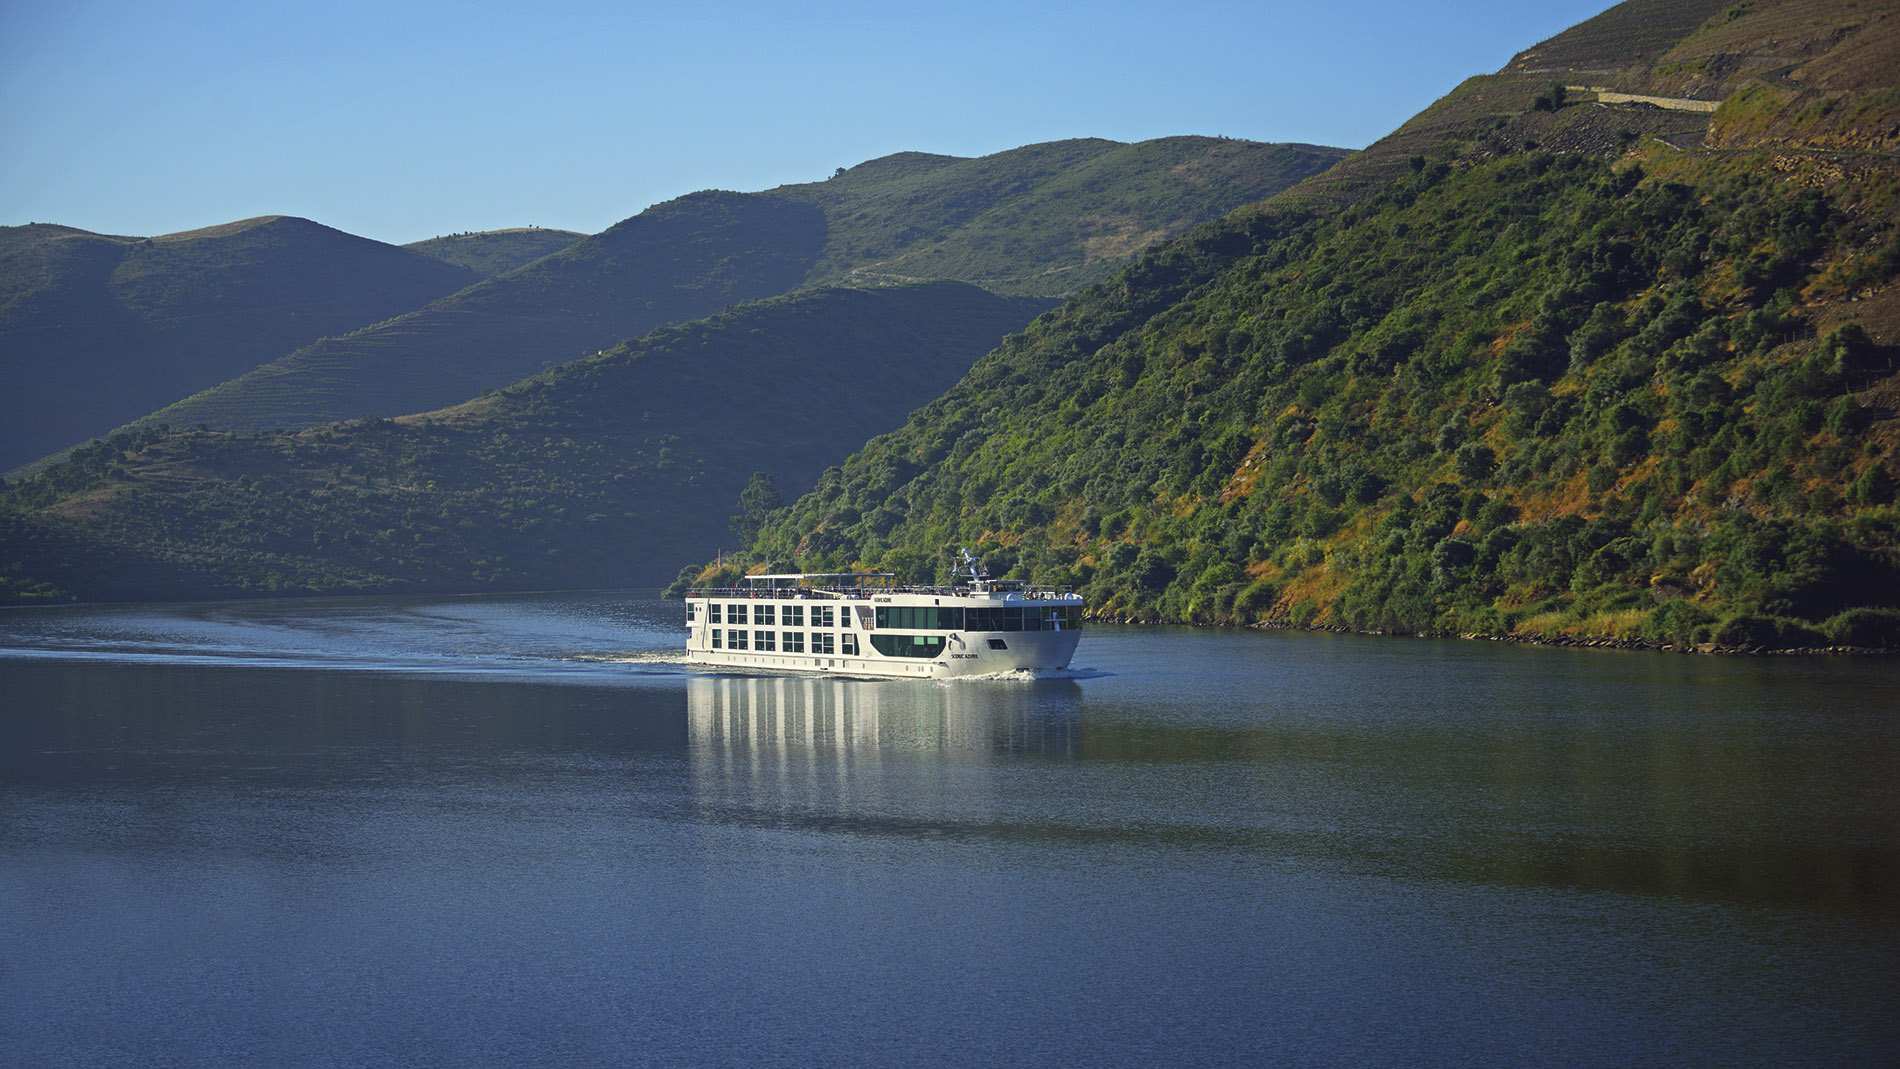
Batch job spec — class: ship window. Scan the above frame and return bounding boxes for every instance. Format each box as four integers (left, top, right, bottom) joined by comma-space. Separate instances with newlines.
784, 605, 804, 627
813, 606, 834, 628
711, 628, 722, 649
686, 603, 697, 621
969, 607, 1013, 631
870, 634, 946, 658
964, 605, 1076, 631
755, 629, 775, 652
815, 632, 835, 655
729, 629, 748, 650
988, 638, 1007, 650
842, 633, 858, 656
757, 604, 775, 626
728, 604, 747, 626
708, 603, 721, 623
784, 631, 805, 653
874, 606, 964, 631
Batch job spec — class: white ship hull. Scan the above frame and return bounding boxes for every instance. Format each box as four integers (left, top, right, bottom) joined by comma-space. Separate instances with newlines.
687, 626, 1081, 679
682, 567, 1084, 679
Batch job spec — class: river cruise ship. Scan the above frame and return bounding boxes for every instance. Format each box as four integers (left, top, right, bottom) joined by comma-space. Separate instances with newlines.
684, 555, 1083, 678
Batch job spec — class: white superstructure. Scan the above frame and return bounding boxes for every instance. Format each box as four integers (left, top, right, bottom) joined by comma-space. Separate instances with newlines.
683, 552, 1083, 678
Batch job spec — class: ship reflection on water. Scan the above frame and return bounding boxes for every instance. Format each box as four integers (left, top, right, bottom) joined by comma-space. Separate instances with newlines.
685, 675, 1089, 836
687, 675, 1086, 758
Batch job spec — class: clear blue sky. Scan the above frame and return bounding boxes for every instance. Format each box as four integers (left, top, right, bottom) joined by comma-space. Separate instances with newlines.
2, 0, 1612, 246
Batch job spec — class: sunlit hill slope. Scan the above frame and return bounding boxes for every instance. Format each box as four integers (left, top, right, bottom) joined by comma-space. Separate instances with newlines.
713, 0, 1900, 652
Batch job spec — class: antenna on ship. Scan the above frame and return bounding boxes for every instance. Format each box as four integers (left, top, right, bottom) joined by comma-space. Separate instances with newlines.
957, 546, 986, 585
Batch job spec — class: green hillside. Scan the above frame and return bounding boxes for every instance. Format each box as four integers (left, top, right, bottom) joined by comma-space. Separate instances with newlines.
790, 136, 1351, 295
122, 138, 1344, 438
0, 216, 480, 472
710, 0, 1900, 652
404, 227, 586, 277
0, 282, 1049, 601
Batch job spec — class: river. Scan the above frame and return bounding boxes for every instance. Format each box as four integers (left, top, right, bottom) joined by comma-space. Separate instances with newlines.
2, 591, 1895, 1065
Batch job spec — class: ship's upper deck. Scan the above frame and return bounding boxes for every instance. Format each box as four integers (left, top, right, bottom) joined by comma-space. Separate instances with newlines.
686, 571, 1078, 603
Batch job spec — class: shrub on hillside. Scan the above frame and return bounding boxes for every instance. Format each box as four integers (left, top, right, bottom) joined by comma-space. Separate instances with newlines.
1709, 613, 1827, 648
1821, 607, 1900, 648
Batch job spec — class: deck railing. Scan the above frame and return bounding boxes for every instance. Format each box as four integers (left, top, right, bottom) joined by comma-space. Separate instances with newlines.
685, 583, 1077, 601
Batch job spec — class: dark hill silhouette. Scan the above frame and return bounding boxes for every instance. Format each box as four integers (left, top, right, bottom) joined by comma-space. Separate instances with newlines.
1, 282, 1051, 599
0, 216, 478, 471
140, 192, 830, 434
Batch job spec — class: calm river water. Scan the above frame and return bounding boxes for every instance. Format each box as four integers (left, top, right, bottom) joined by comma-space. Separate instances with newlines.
2, 591, 1896, 1065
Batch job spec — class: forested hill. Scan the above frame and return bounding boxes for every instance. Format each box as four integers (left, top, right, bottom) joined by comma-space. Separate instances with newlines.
0, 216, 479, 472
0, 283, 1049, 601
125, 137, 1345, 439
715, 0, 1900, 652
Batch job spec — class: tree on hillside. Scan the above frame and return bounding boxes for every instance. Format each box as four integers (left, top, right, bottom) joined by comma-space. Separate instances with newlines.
1532, 83, 1568, 112
731, 471, 784, 543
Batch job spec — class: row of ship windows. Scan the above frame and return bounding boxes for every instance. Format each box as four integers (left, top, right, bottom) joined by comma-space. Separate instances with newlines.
874, 605, 1078, 632
707, 630, 1008, 659
686, 602, 1079, 633
711, 630, 855, 655
692, 603, 845, 627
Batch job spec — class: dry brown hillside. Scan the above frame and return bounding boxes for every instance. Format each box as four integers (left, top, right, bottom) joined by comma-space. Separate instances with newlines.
1288, 0, 1898, 204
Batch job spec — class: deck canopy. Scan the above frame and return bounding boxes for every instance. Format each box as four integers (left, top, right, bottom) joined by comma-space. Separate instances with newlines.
737, 572, 896, 591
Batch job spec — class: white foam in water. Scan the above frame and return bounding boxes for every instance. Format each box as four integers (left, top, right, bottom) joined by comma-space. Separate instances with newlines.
639, 655, 1110, 683
568, 649, 694, 666
937, 665, 1113, 684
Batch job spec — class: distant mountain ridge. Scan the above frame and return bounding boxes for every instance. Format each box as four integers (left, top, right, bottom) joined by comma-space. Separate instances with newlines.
404, 228, 585, 277
794, 136, 1349, 294
0, 215, 479, 471
115, 137, 1346, 440
136, 191, 830, 436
